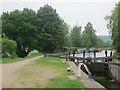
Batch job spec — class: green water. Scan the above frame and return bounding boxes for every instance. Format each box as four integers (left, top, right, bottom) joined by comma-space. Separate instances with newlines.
92, 71, 120, 89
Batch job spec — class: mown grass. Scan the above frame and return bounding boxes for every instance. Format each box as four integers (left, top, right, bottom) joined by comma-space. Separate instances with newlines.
46, 77, 86, 88
30, 57, 87, 88
1, 53, 43, 64
33, 57, 75, 76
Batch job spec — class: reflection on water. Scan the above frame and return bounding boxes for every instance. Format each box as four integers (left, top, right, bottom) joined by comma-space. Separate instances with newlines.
71, 50, 113, 58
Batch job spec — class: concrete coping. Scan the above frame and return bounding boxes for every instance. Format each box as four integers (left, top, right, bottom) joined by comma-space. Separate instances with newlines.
66, 61, 107, 89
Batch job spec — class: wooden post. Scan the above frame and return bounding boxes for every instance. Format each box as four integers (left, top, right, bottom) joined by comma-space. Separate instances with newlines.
83, 50, 85, 58
67, 51, 70, 60
105, 50, 107, 62
94, 50, 96, 58
73, 50, 75, 61
66, 53, 68, 61
110, 51, 112, 56
109, 51, 113, 61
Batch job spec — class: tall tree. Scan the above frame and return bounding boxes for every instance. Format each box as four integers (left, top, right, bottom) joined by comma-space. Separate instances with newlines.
105, 2, 120, 52
82, 22, 97, 49
37, 4, 68, 52
70, 25, 82, 47
2, 8, 39, 57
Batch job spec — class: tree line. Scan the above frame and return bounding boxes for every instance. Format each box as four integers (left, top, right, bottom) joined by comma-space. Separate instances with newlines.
105, 2, 120, 53
1, 4, 110, 58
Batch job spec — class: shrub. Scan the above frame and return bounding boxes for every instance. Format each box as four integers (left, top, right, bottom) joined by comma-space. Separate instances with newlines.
27, 50, 39, 56
1, 35, 17, 58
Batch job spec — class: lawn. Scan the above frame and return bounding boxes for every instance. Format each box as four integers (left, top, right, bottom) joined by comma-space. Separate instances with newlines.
1, 53, 43, 64
21, 57, 87, 88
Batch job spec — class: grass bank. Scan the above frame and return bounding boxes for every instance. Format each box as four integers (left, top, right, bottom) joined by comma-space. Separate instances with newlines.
1, 53, 43, 64
24, 57, 87, 88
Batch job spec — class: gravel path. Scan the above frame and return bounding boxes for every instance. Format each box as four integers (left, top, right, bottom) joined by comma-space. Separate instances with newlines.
0, 55, 44, 88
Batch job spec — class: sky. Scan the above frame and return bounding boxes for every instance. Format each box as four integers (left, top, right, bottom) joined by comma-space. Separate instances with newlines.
0, 0, 119, 35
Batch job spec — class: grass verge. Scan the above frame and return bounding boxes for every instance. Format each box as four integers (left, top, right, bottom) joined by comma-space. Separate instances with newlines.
1, 53, 43, 64
31, 57, 87, 88
46, 77, 86, 88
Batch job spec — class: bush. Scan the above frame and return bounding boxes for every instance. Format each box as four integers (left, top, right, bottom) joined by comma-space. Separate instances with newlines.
1, 35, 17, 58
27, 50, 39, 56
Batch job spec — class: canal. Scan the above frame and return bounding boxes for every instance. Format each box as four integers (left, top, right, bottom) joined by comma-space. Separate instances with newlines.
73, 50, 119, 89
72, 50, 112, 57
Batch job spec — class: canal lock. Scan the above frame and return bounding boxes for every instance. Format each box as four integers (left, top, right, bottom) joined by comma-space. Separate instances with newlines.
75, 62, 120, 89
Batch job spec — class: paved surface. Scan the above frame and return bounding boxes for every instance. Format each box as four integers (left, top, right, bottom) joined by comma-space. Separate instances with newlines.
0, 55, 43, 88
66, 60, 107, 89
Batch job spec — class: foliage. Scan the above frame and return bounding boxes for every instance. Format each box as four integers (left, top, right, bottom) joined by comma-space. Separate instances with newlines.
37, 4, 69, 52
1, 34, 17, 58
105, 2, 120, 52
2, 4, 69, 57
82, 22, 98, 49
70, 25, 82, 47
27, 50, 39, 56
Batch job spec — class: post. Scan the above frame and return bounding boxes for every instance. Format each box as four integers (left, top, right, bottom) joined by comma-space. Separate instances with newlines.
66, 53, 68, 61
69, 51, 71, 57
110, 51, 112, 56
109, 51, 113, 61
93, 50, 96, 58
83, 50, 85, 58
73, 50, 75, 61
105, 50, 107, 62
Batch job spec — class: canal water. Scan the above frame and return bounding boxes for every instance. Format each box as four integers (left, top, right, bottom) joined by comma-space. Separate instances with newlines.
71, 50, 112, 58
92, 69, 120, 89
73, 50, 119, 89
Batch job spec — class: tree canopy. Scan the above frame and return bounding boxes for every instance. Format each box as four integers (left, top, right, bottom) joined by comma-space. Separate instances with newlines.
82, 22, 97, 49
105, 2, 120, 52
2, 4, 69, 57
70, 25, 82, 47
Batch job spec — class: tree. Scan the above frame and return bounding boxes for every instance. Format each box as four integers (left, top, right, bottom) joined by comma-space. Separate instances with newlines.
2, 4, 69, 56
105, 2, 120, 52
82, 22, 97, 49
81, 33, 92, 48
37, 4, 68, 52
70, 25, 82, 47
1, 33, 17, 58
2, 8, 39, 57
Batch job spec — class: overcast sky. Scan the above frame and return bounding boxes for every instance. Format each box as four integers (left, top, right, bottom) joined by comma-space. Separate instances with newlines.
0, 0, 119, 35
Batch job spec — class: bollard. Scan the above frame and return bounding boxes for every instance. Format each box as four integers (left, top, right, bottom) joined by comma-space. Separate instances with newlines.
69, 51, 71, 57
105, 50, 107, 62
93, 50, 96, 58
109, 51, 113, 61
110, 51, 112, 56
73, 50, 75, 61
83, 50, 85, 58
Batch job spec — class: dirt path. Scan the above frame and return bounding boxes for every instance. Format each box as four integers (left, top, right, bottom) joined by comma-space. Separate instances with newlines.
0, 55, 44, 88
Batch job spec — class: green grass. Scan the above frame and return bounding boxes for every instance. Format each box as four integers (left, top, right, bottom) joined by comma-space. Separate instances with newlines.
46, 77, 87, 88
1, 53, 43, 64
31, 57, 87, 88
